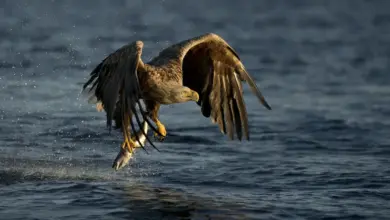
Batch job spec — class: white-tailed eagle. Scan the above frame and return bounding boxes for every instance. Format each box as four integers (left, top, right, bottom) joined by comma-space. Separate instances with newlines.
83, 33, 271, 170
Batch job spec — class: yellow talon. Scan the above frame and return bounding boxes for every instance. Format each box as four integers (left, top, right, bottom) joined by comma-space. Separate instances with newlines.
96, 102, 104, 112
121, 136, 136, 153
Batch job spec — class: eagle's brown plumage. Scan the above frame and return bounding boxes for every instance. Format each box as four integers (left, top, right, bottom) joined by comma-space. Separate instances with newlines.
83, 33, 271, 167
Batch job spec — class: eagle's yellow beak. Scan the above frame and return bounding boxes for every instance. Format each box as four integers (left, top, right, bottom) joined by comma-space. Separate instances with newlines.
191, 91, 199, 102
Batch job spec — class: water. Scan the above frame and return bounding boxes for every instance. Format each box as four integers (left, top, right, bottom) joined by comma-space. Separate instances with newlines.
1, 0, 390, 219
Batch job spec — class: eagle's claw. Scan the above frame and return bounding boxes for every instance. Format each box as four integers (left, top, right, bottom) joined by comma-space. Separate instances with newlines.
96, 102, 104, 112
154, 133, 166, 142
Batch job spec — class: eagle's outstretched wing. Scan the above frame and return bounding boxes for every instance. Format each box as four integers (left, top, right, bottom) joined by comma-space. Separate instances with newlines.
82, 41, 160, 151
159, 33, 272, 141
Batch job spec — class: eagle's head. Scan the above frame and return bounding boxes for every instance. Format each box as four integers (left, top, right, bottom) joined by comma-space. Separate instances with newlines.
175, 86, 199, 103
165, 86, 199, 104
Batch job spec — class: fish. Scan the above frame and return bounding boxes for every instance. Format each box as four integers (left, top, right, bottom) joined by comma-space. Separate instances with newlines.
112, 120, 149, 171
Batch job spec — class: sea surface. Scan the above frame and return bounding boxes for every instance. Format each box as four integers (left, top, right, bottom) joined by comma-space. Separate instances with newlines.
1, 0, 390, 219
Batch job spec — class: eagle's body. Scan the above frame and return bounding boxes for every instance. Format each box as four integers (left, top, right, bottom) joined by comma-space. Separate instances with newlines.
83, 33, 271, 170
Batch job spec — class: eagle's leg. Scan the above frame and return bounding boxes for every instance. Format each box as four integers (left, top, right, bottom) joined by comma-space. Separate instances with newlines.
120, 111, 137, 153
145, 100, 166, 142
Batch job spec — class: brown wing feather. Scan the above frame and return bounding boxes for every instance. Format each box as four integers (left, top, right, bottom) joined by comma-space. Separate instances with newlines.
177, 33, 271, 141
82, 41, 161, 151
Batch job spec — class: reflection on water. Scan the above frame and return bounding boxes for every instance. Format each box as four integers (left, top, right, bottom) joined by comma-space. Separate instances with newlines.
119, 183, 249, 219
